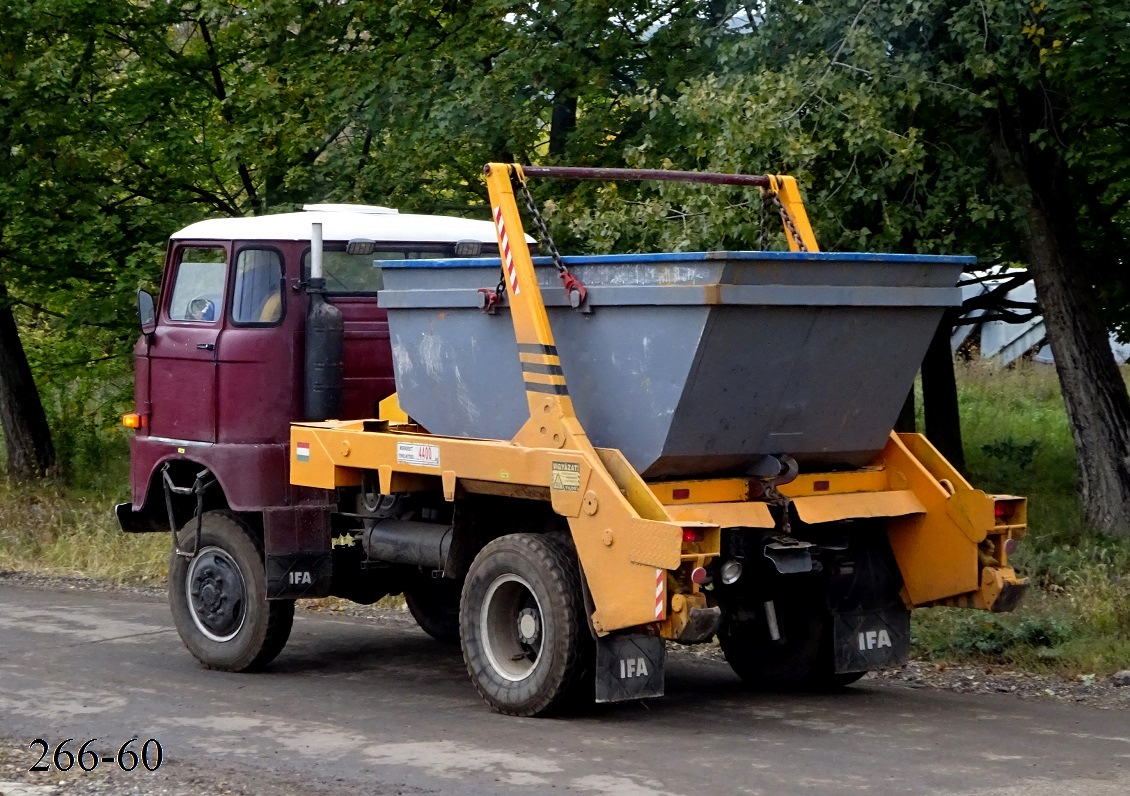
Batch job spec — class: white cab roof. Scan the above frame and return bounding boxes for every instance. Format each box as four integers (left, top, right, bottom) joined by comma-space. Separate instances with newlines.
171, 203, 527, 243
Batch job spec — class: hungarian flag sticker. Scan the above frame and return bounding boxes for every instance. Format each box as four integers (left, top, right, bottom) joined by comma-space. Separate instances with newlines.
295, 441, 311, 462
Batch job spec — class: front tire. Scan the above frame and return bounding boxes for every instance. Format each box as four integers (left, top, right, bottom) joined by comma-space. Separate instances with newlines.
460, 533, 592, 716
168, 511, 294, 672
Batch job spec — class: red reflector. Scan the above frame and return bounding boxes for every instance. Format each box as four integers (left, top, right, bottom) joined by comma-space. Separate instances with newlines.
691, 566, 708, 584
682, 528, 703, 544
1004, 537, 1018, 555
672, 488, 690, 500
814, 480, 830, 492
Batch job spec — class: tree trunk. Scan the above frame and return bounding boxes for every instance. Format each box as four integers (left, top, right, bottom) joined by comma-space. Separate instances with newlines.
0, 283, 57, 479
549, 94, 576, 158
988, 126, 1130, 537
920, 311, 965, 471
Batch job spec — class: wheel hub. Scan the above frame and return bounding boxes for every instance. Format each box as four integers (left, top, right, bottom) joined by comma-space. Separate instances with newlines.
517, 608, 540, 645
186, 547, 247, 643
480, 574, 545, 682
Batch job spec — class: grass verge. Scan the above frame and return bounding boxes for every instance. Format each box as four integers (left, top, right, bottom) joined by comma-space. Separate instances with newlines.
911, 360, 1130, 675
0, 477, 167, 584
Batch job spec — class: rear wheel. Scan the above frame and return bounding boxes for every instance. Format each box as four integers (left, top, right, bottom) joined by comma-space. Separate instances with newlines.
460, 533, 592, 716
405, 579, 461, 643
719, 594, 863, 690
168, 511, 294, 672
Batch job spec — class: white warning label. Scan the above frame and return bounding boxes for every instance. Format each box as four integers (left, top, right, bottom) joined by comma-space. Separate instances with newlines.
551, 461, 581, 492
397, 442, 441, 468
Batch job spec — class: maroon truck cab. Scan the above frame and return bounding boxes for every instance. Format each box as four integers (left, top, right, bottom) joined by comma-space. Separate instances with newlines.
117, 204, 499, 559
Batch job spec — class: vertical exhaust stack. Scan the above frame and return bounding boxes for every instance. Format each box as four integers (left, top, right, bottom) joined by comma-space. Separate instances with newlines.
304, 222, 344, 421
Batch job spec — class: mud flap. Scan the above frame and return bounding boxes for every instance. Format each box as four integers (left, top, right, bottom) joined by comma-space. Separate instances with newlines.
266, 552, 332, 599
595, 634, 665, 703
832, 606, 910, 673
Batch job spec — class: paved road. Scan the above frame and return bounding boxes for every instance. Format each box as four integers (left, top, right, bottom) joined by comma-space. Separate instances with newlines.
0, 583, 1126, 796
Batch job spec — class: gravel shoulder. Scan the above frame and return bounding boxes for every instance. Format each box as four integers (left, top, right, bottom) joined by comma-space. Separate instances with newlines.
2, 568, 1127, 712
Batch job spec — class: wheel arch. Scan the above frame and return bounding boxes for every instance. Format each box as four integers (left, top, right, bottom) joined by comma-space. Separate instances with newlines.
124, 455, 234, 533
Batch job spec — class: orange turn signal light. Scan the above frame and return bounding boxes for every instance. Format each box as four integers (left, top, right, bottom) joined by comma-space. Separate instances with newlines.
122, 413, 144, 429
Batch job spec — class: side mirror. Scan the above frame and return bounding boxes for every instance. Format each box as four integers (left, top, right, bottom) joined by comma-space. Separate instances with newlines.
137, 289, 157, 336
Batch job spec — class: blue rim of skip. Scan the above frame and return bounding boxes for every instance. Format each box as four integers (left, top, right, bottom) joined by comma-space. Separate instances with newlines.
380, 250, 977, 268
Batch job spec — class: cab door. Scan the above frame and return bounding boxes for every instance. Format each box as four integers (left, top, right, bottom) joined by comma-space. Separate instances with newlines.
147, 243, 228, 443
215, 245, 296, 444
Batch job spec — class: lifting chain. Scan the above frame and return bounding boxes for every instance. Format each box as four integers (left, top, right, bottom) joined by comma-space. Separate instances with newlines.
760, 187, 809, 253
512, 171, 588, 308
761, 483, 793, 537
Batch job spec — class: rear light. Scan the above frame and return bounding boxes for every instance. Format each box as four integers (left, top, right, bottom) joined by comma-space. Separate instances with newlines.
993, 497, 1025, 526
682, 528, 703, 544
122, 413, 145, 429
454, 240, 483, 257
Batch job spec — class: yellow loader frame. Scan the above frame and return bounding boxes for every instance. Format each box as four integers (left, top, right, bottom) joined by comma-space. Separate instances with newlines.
290, 163, 1027, 641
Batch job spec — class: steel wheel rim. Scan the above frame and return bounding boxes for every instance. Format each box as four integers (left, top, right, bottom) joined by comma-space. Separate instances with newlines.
186, 546, 248, 643
480, 573, 545, 682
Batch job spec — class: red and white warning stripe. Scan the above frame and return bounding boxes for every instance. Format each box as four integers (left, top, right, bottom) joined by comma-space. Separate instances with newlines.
655, 568, 666, 620
493, 205, 520, 296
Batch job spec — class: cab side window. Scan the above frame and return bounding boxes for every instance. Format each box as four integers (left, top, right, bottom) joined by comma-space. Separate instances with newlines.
168, 247, 226, 322
232, 249, 284, 325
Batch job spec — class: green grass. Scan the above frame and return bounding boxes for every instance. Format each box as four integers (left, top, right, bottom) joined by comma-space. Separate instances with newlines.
0, 428, 167, 584
0, 359, 1128, 674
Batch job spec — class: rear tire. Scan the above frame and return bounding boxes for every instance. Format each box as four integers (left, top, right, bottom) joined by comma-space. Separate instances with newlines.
719, 594, 862, 691
168, 511, 294, 672
405, 580, 461, 643
460, 533, 592, 716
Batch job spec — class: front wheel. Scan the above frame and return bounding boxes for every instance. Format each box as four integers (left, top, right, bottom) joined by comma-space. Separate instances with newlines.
168, 511, 294, 672
460, 533, 592, 716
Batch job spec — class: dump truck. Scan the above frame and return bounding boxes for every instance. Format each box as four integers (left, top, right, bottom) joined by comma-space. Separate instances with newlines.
117, 164, 1027, 716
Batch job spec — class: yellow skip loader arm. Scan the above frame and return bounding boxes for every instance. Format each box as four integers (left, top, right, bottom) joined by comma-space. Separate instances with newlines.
290, 163, 1026, 648
291, 163, 717, 641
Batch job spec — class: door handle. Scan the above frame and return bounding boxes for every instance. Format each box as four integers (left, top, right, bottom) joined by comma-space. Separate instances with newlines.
196, 343, 215, 351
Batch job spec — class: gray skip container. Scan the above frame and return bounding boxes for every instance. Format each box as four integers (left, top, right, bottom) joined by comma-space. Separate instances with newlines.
378, 251, 970, 479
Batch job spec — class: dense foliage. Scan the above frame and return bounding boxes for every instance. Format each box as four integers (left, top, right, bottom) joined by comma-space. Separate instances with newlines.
2, 0, 1129, 531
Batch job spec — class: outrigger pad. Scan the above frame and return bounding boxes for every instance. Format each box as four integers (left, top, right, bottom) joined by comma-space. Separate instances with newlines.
595, 633, 666, 703
832, 606, 911, 674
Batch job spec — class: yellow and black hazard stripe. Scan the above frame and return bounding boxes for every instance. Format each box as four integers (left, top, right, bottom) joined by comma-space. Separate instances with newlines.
518, 343, 569, 396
